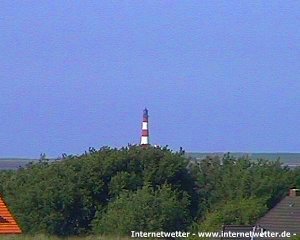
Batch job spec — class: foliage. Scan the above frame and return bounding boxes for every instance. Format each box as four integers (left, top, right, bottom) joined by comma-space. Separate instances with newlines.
196, 197, 268, 231
0, 146, 195, 236
192, 154, 293, 218
93, 185, 191, 235
0, 148, 299, 237
292, 167, 300, 188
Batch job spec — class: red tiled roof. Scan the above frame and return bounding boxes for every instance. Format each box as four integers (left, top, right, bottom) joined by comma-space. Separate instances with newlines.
0, 196, 21, 234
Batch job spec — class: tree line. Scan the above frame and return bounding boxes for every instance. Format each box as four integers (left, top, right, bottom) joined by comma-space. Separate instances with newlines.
0, 146, 299, 237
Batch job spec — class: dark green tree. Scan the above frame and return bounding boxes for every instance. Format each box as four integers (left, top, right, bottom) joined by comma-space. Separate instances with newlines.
93, 184, 191, 235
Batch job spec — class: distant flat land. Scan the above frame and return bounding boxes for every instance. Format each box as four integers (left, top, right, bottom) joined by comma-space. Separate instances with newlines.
1, 153, 300, 170
0, 158, 37, 170
185, 152, 300, 168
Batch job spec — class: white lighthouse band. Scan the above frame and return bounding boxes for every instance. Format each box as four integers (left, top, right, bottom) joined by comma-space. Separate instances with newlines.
142, 122, 148, 130
140, 108, 150, 145
141, 136, 149, 145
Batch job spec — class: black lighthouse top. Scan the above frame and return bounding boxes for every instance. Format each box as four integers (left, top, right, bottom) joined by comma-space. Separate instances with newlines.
143, 108, 148, 118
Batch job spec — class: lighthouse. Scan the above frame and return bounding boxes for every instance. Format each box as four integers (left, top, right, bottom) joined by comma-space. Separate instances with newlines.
140, 108, 150, 145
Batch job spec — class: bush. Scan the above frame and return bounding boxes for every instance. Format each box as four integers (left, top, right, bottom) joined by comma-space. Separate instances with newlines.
93, 184, 191, 235
0, 148, 298, 237
1, 146, 196, 236
197, 197, 268, 231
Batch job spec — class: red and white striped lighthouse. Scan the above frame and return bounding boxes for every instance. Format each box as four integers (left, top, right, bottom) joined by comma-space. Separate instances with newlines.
140, 108, 150, 145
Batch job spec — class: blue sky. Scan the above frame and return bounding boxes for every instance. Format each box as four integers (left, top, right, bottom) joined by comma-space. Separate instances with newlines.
1, 1, 300, 157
